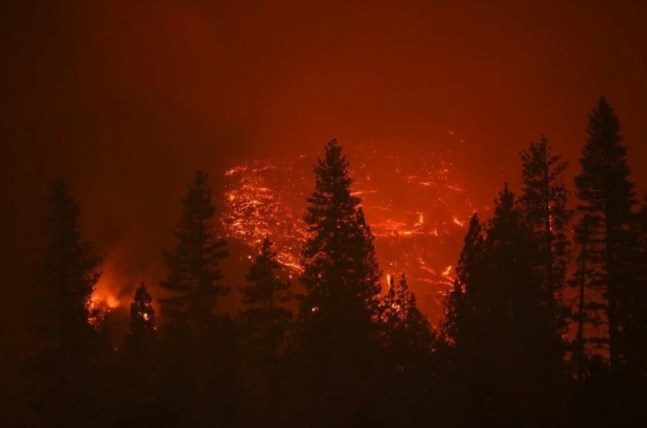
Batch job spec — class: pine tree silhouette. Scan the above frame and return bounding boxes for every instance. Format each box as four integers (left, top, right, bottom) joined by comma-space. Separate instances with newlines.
240, 236, 291, 362
378, 274, 436, 427
130, 284, 157, 334
158, 171, 237, 426
122, 283, 157, 375
440, 213, 487, 426
443, 185, 565, 426
380, 274, 434, 368
443, 213, 483, 347
118, 283, 160, 424
575, 96, 636, 371
300, 141, 381, 318
160, 170, 229, 332
520, 136, 571, 329
295, 139, 382, 426
239, 236, 292, 426
26, 178, 101, 426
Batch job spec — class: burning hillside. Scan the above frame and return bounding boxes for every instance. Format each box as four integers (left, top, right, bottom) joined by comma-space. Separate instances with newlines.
221, 145, 479, 322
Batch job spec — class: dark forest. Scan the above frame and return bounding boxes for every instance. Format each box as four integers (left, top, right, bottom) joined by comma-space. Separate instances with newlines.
2, 2, 647, 427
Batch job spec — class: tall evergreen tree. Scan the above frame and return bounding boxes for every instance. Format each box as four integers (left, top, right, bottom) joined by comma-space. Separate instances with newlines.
295, 139, 382, 425
299, 140, 381, 342
118, 283, 159, 424
122, 283, 157, 372
520, 136, 571, 315
26, 178, 101, 426
129, 283, 157, 336
379, 274, 434, 377
239, 236, 292, 427
378, 274, 435, 426
440, 213, 486, 426
442, 213, 483, 347
443, 185, 565, 426
240, 236, 292, 362
160, 170, 229, 333
574, 96, 636, 370
158, 171, 236, 426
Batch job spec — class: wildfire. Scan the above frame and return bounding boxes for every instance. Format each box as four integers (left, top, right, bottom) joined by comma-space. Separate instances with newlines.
222, 160, 308, 273
452, 216, 466, 227
385, 273, 393, 286
87, 292, 119, 329
221, 145, 477, 322
90, 292, 120, 309
442, 264, 453, 279
87, 264, 122, 328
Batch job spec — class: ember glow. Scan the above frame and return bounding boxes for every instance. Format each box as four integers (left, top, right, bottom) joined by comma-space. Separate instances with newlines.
87, 291, 119, 329
222, 160, 309, 274
222, 144, 479, 322
87, 266, 122, 328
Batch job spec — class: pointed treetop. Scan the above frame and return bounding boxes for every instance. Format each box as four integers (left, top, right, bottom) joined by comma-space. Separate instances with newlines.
577, 96, 634, 215
311, 139, 354, 196
130, 283, 156, 333
489, 183, 518, 231
300, 138, 381, 331
586, 96, 622, 150
456, 213, 483, 286
180, 170, 215, 229
241, 235, 290, 308
42, 177, 101, 305
160, 170, 229, 325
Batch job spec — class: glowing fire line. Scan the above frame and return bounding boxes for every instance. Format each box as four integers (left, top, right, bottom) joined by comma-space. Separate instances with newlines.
220, 146, 474, 321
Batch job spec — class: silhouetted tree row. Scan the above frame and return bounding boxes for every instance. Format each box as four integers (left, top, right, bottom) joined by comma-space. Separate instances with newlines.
19, 98, 647, 427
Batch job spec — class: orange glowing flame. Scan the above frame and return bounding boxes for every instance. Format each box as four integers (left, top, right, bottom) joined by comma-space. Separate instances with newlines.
87, 292, 119, 329
442, 264, 453, 279
87, 264, 122, 328
222, 160, 308, 274
452, 216, 465, 227
89, 292, 120, 310
385, 273, 393, 286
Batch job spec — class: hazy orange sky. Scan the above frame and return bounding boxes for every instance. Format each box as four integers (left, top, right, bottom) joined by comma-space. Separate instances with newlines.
2, 1, 647, 328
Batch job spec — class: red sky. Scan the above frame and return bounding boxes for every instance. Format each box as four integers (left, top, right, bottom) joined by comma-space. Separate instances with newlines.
2, 0, 647, 328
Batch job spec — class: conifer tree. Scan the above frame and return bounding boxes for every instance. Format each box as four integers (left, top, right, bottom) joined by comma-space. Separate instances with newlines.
158, 171, 235, 426
130, 283, 157, 334
519, 136, 571, 320
484, 185, 562, 376
443, 186, 564, 425
160, 170, 229, 333
122, 283, 157, 369
27, 178, 101, 426
240, 236, 291, 362
378, 274, 435, 427
299, 139, 381, 344
239, 237, 292, 427
296, 139, 382, 425
380, 274, 434, 372
440, 213, 486, 426
442, 213, 483, 346
118, 283, 159, 424
574, 97, 636, 370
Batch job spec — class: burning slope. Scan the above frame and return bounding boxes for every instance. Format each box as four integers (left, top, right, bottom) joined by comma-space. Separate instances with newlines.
221, 145, 479, 322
